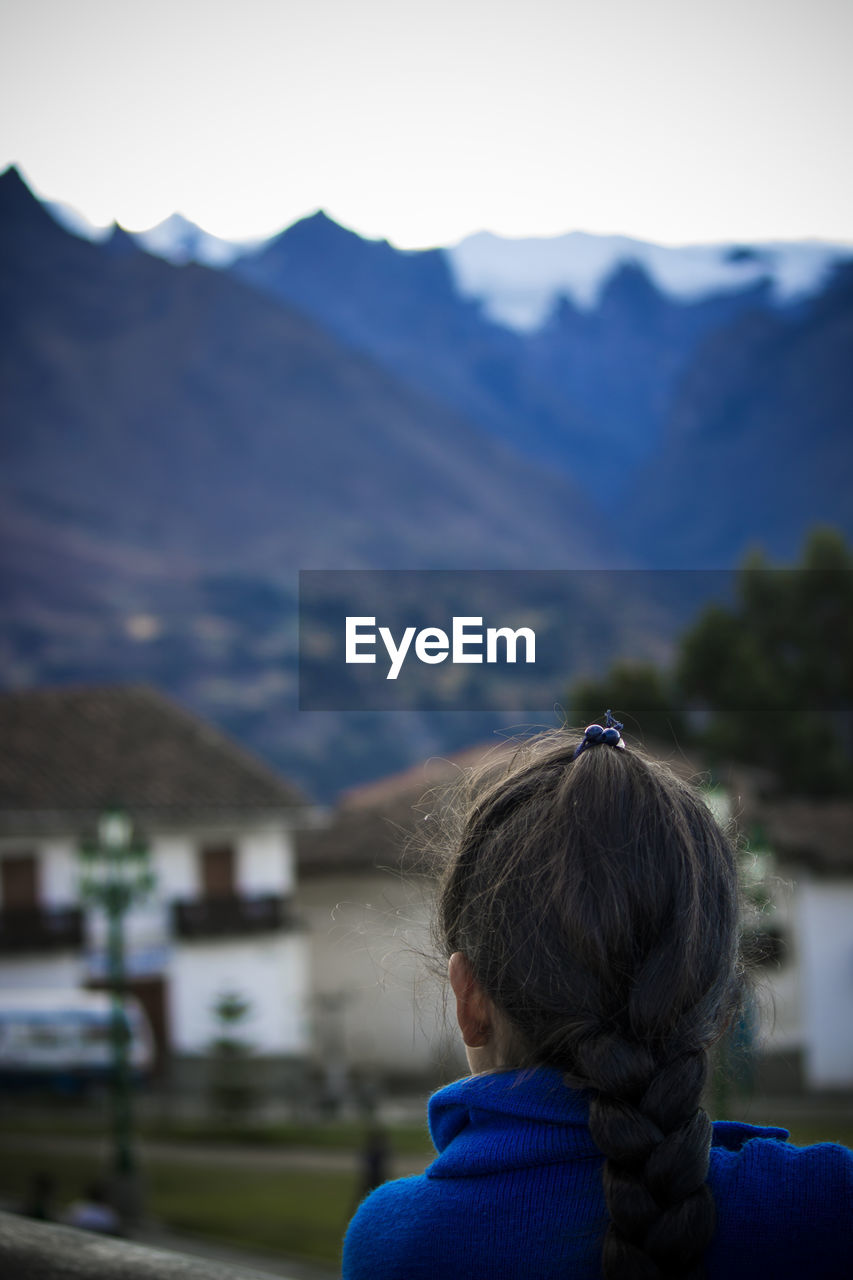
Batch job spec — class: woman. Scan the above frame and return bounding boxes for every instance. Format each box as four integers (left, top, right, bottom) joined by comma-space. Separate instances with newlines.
343, 720, 853, 1278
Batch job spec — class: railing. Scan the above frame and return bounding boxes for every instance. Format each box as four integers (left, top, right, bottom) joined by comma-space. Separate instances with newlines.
0, 906, 84, 953
171, 894, 298, 939
0, 1211, 283, 1279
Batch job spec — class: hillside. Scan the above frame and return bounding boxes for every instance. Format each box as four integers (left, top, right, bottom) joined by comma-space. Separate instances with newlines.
0, 166, 624, 797
231, 212, 781, 496
621, 262, 853, 566
47, 191, 851, 563
1, 167, 619, 577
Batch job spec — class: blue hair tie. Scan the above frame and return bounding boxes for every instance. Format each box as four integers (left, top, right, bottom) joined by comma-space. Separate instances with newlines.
573, 710, 626, 760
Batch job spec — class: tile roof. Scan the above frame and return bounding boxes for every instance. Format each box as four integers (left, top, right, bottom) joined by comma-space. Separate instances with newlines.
725, 765, 853, 876
296, 739, 519, 875
0, 684, 304, 835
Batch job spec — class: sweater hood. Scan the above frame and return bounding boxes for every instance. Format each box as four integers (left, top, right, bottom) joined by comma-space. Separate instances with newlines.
426, 1067, 790, 1180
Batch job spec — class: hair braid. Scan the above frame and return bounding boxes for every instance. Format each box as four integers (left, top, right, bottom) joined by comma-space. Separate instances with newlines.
585, 1044, 715, 1278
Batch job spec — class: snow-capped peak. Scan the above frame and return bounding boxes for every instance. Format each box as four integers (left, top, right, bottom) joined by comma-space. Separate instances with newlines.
447, 229, 852, 330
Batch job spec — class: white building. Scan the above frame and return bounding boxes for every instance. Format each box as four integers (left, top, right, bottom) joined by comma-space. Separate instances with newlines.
731, 776, 853, 1091
0, 685, 310, 1073
295, 744, 515, 1088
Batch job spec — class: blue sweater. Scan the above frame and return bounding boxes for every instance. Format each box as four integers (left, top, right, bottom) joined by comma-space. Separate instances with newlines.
343, 1068, 853, 1278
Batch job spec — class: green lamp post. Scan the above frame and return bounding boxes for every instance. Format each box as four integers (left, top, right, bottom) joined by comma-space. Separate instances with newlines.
79, 808, 154, 1205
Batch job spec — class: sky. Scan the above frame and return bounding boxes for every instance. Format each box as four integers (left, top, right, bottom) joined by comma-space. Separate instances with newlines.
1, 0, 851, 249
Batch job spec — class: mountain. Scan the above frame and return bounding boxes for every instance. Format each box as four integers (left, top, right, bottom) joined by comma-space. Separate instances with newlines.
231, 208, 850, 548
1, 165, 630, 796
133, 213, 260, 266
46, 203, 257, 267
59, 199, 849, 337
230, 212, 783, 496
448, 228, 852, 330
229, 209, 581, 461
5, 165, 852, 792
48, 194, 849, 518
44, 199, 113, 244
522, 265, 776, 489
620, 261, 853, 566
8, 165, 851, 578
1, 166, 611, 577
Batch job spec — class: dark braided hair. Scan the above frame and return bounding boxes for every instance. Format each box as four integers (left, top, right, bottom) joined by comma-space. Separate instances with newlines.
436, 730, 744, 1279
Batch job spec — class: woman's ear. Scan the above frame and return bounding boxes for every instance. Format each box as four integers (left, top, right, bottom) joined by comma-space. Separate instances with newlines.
448, 952, 492, 1047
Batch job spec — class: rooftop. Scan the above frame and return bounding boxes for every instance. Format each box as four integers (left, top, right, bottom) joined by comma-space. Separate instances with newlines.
729, 766, 853, 876
0, 684, 305, 836
297, 739, 518, 876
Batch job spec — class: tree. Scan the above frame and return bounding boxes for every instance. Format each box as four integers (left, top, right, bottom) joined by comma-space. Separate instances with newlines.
677, 527, 853, 795
208, 990, 255, 1121
568, 661, 687, 748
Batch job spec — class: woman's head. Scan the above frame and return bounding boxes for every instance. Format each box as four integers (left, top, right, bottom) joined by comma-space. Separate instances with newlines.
437, 726, 745, 1278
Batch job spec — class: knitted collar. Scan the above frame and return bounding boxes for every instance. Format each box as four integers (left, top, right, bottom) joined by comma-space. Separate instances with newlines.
426, 1066, 790, 1179
427, 1067, 599, 1177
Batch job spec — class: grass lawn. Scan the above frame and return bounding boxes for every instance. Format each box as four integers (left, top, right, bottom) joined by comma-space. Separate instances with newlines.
0, 1107, 435, 1157
784, 1118, 853, 1148
145, 1117, 435, 1157
149, 1161, 357, 1264
0, 1146, 356, 1268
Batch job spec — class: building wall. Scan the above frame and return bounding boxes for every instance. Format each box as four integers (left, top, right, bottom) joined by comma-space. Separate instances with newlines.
796, 878, 853, 1087
36, 839, 79, 907
0, 840, 85, 992
239, 828, 295, 896
169, 931, 309, 1054
299, 871, 465, 1080
151, 835, 197, 899
0, 952, 84, 990
0, 825, 295, 911
150, 826, 295, 900
751, 871, 802, 1054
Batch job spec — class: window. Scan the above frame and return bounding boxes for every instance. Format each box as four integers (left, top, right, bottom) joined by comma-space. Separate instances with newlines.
1, 854, 38, 911
200, 845, 235, 900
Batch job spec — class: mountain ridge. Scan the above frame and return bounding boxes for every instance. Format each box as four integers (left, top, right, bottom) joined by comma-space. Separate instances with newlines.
449, 226, 851, 328
0, 164, 612, 574
228, 206, 785, 497
42, 171, 851, 329
620, 260, 853, 566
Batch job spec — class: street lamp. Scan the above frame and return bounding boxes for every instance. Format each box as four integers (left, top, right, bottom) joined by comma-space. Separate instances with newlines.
79, 807, 154, 1213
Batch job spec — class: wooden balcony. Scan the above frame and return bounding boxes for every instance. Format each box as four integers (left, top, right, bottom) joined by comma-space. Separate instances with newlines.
171, 894, 297, 939
0, 906, 84, 953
